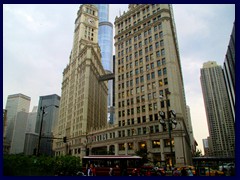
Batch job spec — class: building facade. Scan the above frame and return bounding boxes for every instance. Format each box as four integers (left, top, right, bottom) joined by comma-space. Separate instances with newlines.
5, 93, 31, 147
53, 4, 192, 167
223, 22, 235, 121
54, 4, 108, 156
35, 94, 60, 156
3, 109, 10, 154
200, 61, 235, 157
114, 4, 192, 166
10, 111, 29, 154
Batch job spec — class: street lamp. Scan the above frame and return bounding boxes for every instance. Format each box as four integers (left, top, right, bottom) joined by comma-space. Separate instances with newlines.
37, 104, 59, 156
159, 90, 177, 167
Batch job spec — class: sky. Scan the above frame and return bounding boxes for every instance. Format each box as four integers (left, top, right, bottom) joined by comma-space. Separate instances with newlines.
3, 4, 235, 153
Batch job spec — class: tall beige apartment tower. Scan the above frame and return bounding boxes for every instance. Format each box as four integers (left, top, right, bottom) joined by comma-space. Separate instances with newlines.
114, 4, 192, 166
54, 4, 108, 156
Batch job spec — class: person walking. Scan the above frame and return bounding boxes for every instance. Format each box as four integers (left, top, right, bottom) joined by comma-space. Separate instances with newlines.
181, 167, 188, 176
109, 168, 114, 176
173, 168, 180, 176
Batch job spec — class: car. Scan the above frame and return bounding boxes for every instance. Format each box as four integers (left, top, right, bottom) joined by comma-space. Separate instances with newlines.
205, 167, 224, 176
219, 163, 235, 171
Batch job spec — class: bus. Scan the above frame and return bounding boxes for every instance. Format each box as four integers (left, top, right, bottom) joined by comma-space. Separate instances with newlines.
82, 155, 142, 176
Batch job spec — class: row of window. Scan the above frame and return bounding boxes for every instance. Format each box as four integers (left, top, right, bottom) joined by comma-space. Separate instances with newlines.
117, 4, 162, 30
56, 138, 173, 156
118, 139, 174, 151
117, 32, 164, 58
117, 89, 168, 107
118, 79, 168, 101
118, 113, 159, 124
118, 22, 163, 49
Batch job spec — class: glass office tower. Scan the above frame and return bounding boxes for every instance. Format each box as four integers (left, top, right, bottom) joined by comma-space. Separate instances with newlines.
94, 4, 114, 122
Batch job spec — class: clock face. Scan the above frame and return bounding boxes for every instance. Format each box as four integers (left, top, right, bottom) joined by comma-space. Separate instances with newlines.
88, 18, 94, 24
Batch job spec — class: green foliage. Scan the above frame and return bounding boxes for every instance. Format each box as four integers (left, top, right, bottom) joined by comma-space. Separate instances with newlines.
3, 154, 82, 176
194, 148, 203, 157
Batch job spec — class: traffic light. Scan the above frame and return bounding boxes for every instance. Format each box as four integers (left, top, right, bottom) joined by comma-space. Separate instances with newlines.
159, 111, 165, 119
63, 136, 67, 143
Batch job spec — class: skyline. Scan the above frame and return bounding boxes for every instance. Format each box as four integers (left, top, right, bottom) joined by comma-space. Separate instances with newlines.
3, 4, 235, 153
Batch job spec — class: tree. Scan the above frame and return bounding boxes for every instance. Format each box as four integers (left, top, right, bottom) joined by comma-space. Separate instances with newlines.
194, 148, 203, 157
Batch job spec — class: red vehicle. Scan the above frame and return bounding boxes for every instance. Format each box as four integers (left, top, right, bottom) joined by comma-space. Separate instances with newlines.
82, 155, 142, 176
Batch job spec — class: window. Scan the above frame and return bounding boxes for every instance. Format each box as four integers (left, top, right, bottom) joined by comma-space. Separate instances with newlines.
128, 142, 133, 150
137, 117, 141, 123
137, 107, 140, 113
143, 127, 147, 134
142, 105, 145, 113
150, 126, 154, 133
164, 139, 174, 147
164, 78, 168, 85
137, 128, 141, 135
151, 72, 155, 79
142, 116, 146, 123
135, 69, 139, 75
119, 143, 125, 150
161, 49, 165, 56
136, 77, 139, 85
152, 140, 160, 148
151, 63, 154, 69
135, 60, 138, 66
149, 45, 153, 51
158, 69, 162, 76
148, 93, 152, 100
160, 40, 164, 46
147, 73, 150, 80
149, 104, 153, 111
162, 58, 166, 65
163, 67, 167, 75
146, 56, 149, 62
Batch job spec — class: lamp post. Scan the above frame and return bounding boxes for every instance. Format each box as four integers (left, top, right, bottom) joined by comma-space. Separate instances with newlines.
37, 104, 59, 156
159, 89, 177, 167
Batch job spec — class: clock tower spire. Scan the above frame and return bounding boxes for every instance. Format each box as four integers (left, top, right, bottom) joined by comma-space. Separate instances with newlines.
55, 4, 108, 156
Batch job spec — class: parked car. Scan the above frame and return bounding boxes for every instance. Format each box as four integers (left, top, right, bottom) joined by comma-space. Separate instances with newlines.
219, 163, 235, 171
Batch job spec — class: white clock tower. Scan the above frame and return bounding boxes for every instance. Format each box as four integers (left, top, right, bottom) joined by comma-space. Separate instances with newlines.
55, 4, 108, 157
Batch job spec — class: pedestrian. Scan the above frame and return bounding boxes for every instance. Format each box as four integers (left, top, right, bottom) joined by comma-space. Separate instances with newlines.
109, 167, 114, 176
132, 168, 138, 176
173, 168, 180, 176
181, 167, 188, 176
87, 166, 93, 176
187, 168, 194, 176
92, 165, 96, 176
229, 166, 235, 176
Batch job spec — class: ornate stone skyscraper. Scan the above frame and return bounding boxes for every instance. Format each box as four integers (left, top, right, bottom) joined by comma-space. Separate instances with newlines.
54, 4, 108, 156
114, 4, 192, 166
